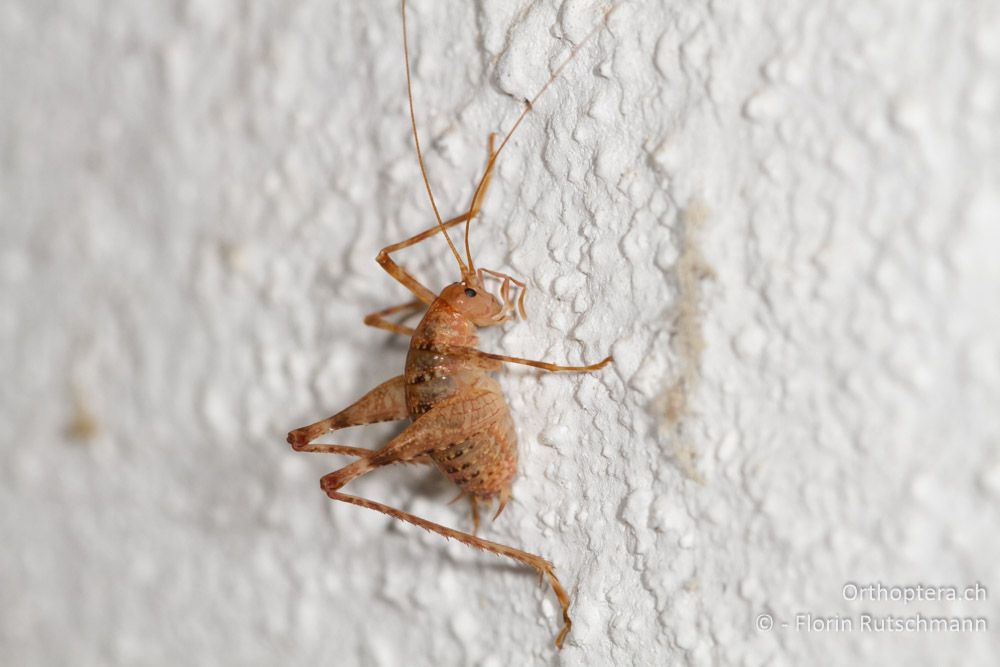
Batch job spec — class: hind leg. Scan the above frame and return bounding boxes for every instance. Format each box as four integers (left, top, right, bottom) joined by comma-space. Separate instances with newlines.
325, 488, 571, 647
287, 375, 407, 452
314, 396, 573, 648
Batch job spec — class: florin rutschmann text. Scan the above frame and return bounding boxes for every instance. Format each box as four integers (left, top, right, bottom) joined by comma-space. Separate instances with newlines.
753, 582, 989, 634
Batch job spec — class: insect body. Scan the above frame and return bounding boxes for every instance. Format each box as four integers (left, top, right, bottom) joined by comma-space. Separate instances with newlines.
288, 0, 615, 649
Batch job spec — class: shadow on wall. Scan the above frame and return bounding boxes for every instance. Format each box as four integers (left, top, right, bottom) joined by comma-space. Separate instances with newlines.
657, 199, 714, 482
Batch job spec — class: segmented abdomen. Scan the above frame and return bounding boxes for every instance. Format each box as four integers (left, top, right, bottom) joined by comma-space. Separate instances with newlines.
404, 299, 518, 498
428, 384, 518, 496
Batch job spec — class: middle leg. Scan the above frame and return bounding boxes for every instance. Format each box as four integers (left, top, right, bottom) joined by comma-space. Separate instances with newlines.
429, 345, 613, 374
363, 299, 425, 337
479, 351, 613, 373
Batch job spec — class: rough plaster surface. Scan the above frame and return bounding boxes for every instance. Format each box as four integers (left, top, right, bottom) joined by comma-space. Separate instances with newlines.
2, 0, 999, 665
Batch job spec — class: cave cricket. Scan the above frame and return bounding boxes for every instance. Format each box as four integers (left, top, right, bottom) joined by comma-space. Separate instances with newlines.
287, 0, 617, 648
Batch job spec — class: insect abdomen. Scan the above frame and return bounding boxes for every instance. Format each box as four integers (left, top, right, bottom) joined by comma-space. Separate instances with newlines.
429, 398, 518, 496
404, 298, 518, 497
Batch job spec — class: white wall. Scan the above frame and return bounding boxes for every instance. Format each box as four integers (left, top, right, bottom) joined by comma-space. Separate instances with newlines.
2, 0, 998, 664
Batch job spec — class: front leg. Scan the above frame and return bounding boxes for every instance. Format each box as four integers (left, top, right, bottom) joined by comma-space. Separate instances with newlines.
376, 135, 498, 302
375, 210, 476, 304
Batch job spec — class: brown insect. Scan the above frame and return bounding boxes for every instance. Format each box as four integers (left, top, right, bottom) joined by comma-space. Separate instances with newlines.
288, 0, 616, 649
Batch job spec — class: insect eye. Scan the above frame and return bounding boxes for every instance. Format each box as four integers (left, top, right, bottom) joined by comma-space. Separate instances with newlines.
464, 288, 477, 298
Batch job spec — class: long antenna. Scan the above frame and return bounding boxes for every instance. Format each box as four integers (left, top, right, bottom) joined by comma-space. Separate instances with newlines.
463, 4, 619, 274
401, 0, 468, 275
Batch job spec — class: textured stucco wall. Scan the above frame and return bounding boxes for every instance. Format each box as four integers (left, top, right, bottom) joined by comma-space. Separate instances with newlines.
2, 0, 999, 665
